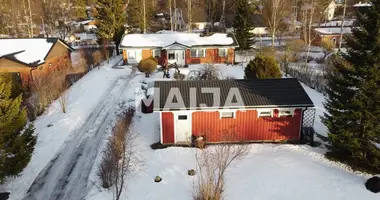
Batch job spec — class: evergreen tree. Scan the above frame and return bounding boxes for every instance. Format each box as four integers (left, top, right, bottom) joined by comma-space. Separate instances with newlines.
323, 1, 380, 173
233, 0, 252, 50
73, 0, 87, 20
95, 0, 126, 53
0, 75, 36, 183
244, 54, 282, 79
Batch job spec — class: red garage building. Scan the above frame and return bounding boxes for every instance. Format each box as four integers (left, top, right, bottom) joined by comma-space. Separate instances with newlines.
153, 79, 315, 145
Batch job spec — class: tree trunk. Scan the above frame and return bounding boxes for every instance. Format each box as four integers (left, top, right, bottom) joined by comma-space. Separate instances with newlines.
169, 0, 173, 31
188, 0, 192, 32
338, 0, 347, 51
174, 0, 177, 31
143, 0, 147, 33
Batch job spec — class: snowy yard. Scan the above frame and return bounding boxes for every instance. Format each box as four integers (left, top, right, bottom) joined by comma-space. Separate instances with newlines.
3, 61, 378, 200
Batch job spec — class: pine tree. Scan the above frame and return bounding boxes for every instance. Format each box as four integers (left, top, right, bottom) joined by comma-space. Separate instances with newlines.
233, 0, 252, 50
95, 0, 126, 52
244, 54, 282, 79
73, 0, 87, 20
0, 75, 36, 183
323, 1, 380, 173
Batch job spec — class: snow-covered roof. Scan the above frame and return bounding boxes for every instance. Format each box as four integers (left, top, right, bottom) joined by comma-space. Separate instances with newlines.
120, 33, 238, 48
319, 20, 354, 27
0, 38, 73, 66
353, 2, 372, 7
74, 33, 97, 40
314, 27, 352, 35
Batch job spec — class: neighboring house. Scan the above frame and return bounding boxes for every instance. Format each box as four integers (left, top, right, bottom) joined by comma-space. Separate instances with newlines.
324, 0, 337, 21
249, 14, 268, 36
119, 33, 238, 66
153, 79, 315, 145
72, 20, 97, 32
312, 27, 352, 47
192, 22, 211, 31
0, 38, 74, 86
67, 33, 98, 47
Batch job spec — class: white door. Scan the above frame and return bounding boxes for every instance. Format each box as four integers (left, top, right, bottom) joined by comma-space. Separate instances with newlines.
168, 50, 185, 66
175, 113, 191, 143
175, 50, 185, 66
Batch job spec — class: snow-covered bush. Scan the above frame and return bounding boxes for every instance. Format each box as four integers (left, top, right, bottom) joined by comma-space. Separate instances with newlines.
188, 64, 219, 80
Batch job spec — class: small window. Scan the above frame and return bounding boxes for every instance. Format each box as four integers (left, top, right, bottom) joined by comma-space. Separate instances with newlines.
190, 49, 206, 57
190, 49, 197, 57
258, 110, 272, 118
153, 49, 161, 58
178, 115, 187, 120
168, 52, 175, 60
279, 110, 294, 117
218, 48, 227, 57
127, 51, 136, 59
220, 111, 234, 119
198, 49, 205, 57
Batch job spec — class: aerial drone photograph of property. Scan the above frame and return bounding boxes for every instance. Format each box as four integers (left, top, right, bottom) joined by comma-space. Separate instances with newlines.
0, 0, 379, 199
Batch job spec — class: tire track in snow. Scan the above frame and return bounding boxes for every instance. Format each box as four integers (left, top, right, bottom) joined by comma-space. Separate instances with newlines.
24, 67, 136, 200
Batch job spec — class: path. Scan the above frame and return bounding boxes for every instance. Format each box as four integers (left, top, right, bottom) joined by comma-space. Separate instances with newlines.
23, 67, 136, 200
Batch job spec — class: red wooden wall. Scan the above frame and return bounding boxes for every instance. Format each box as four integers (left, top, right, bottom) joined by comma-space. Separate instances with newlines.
191, 109, 303, 143
161, 112, 175, 143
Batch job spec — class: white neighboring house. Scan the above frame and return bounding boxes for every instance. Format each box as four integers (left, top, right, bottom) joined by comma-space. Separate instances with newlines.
67, 33, 98, 47
324, 0, 337, 21
72, 20, 97, 32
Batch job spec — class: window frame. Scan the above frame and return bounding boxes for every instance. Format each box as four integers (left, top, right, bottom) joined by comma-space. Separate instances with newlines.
153, 49, 161, 58
127, 50, 136, 59
218, 48, 227, 57
257, 109, 273, 118
190, 48, 206, 58
219, 110, 235, 119
278, 109, 295, 117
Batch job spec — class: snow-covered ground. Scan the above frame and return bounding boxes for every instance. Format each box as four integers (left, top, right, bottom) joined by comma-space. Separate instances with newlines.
85, 64, 375, 200
3, 62, 377, 200
2, 56, 130, 200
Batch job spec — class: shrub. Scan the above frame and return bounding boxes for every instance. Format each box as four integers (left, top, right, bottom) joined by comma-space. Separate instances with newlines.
244, 54, 282, 79
174, 71, 185, 80
138, 57, 158, 77
154, 176, 162, 182
188, 64, 219, 80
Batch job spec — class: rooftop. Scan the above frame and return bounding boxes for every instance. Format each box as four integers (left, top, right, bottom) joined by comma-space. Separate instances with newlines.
153, 79, 314, 111
120, 33, 238, 48
0, 38, 73, 67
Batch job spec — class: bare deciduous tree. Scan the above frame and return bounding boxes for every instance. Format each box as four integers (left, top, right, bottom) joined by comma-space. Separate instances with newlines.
262, 0, 289, 47
193, 129, 250, 200
98, 107, 139, 200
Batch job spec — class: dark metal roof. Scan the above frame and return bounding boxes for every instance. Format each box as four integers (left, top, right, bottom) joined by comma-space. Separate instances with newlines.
153, 79, 314, 111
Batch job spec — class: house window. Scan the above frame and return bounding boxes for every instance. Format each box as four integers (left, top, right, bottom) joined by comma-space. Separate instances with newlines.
190, 48, 206, 57
218, 48, 227, 57
220, 111, 234, 119
127, 50, 136, 59
168, 52, 175, 60
178, 115, 188, 120
153, 49, 161, 58
279, 110, 294, 117
258, 110, 272, 118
